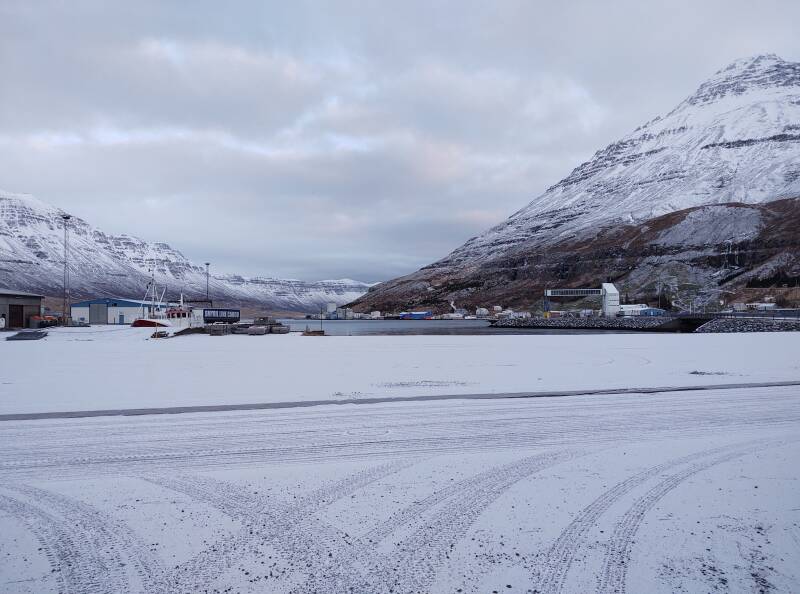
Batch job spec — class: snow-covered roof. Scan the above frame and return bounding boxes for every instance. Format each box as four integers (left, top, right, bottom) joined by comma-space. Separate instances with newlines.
0, 288, 44, 298
71, 297, 175, 308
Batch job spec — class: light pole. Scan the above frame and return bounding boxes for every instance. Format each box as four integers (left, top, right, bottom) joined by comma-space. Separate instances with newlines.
61, 214, 72, 325
204, 262, 210, 302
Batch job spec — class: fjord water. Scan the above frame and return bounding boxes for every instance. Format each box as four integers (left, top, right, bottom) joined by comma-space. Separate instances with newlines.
277, 318, 643, 335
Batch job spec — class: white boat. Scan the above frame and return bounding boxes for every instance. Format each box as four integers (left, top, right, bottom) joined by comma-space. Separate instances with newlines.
131, 267, 172, 328
164, 298, 204, 329
132, 264, 204, 332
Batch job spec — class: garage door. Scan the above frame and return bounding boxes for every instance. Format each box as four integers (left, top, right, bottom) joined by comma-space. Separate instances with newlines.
89, 303, 108, 324
8, 304, 24, 328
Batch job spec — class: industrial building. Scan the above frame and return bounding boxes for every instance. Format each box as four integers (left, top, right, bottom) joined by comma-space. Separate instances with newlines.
0, 289, 44, 329
544, 283, 620, 317
70, 298, 158, 325
398, 311, 433, 320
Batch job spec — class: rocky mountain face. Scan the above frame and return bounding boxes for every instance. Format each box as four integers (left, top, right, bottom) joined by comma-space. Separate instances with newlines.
0, 191, 369, 312
352, 54, 800, 313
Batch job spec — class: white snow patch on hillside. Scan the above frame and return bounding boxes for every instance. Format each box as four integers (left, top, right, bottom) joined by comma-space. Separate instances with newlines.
653, 205, 762, 246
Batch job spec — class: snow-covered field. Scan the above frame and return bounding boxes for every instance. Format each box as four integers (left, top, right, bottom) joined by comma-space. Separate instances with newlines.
1, 328, 799, 593
1, 326, 799, 415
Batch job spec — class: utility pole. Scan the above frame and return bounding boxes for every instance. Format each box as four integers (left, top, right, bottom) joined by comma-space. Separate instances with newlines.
205, 262, 210, 302
61, 214, 72, 325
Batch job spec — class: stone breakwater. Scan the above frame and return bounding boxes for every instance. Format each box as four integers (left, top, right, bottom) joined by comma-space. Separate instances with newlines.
494, 317, 670, 330
695, 318, 800, 333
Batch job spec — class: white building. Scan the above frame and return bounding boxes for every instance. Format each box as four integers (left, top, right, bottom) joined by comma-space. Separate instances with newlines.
544, 283, 620, 317
618, 303, 649, 316
70, 298, 166, 325
600, 283, 620, 317
335, 307, 355, 320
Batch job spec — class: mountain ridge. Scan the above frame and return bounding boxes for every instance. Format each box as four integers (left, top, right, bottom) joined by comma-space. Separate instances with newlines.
352, 54, 800, 312
0, 189, 370, 312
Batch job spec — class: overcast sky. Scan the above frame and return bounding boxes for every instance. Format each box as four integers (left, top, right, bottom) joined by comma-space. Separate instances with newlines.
1, 1, 798, 282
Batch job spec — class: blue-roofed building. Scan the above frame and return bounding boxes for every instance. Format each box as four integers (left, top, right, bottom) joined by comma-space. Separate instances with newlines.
70, 298, 174, 325
398, 311, 433, 320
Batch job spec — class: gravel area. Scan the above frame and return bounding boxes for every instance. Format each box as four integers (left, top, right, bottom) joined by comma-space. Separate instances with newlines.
695, 318, 800, 333
494, 317, 670, 330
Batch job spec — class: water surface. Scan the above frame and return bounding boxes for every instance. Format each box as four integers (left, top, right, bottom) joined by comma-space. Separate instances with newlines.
278, 319, 643, 336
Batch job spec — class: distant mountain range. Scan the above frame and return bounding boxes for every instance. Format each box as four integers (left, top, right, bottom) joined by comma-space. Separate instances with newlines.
352, 54, 800, 313
0, 191, 370, 312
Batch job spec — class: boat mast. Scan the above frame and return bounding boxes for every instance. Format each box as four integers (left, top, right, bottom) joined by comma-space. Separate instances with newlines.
138, 261, 153, 320
150, 262, 156, 317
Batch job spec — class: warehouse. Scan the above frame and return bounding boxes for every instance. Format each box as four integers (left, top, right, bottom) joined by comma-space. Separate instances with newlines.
0, 288, 44, 329
544, 282, 620, 317
71, 298, 155, 325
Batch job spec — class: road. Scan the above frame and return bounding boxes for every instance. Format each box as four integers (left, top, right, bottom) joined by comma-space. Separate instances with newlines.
1, 384, 799, 592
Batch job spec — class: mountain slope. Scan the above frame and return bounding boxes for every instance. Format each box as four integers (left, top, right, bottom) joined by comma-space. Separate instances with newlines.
0, 190, 369, 312
352, 54, 800, 312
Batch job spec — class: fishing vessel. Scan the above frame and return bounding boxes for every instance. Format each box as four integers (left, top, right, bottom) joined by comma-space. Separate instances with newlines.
131, 267, 171, 327
164, 296, 204, 329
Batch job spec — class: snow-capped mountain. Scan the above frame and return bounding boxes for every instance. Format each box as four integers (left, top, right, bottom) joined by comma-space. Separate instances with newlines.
0, 190, 370, 312
352, 54, 800, 312
448, 54, 800, 265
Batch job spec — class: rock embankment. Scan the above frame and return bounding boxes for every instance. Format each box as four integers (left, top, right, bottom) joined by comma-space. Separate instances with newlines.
695, 318, 800, 333
494, 317, 669, 331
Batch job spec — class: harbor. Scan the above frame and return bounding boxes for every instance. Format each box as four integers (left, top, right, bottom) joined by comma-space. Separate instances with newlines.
278, 318, 646, 335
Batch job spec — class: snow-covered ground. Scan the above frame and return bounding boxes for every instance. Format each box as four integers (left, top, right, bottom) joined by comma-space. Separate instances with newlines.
1, 326, 799, 415
1, 328, 799, 593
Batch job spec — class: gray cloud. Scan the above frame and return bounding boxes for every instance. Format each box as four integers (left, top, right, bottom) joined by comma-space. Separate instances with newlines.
1, 0, 798, 281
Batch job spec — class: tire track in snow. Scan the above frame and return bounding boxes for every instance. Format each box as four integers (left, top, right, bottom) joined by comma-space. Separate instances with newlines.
153, 474, 356, 593
349, 450, 575, 594
5, 484, 168, 593
3, 384, 797, 483
146, 458, 415, 593
533, 440, 768, 594
596, 441, 783, 594
0, 490, 125, 594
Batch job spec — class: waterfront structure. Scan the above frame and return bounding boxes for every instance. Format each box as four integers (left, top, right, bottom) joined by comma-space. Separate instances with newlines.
202, 308, 241, 324
544, 283, 620, 317
640, 307, 666, 316
619, 304, 649, 316
398, 311, 433, 320
71, 298, 168, 325
0, 288, 44, 329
